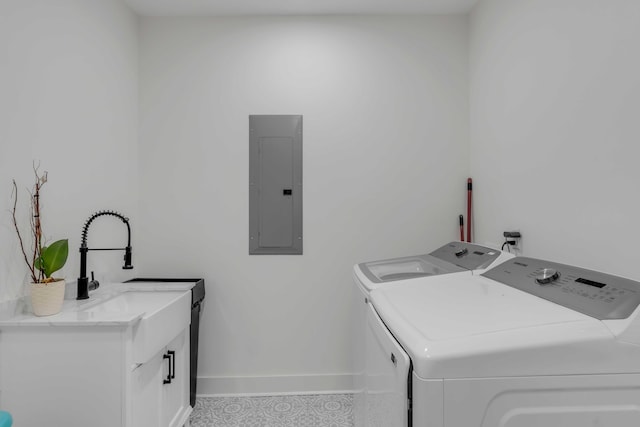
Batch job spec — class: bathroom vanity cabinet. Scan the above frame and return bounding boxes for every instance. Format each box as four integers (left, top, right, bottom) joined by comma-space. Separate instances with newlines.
0, 288, 192, 427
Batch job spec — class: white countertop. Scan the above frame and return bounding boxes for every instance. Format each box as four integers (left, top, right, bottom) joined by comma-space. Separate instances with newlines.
0, 282, 194, 327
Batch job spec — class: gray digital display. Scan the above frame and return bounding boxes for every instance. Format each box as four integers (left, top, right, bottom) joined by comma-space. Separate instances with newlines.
576, 278, 606, 288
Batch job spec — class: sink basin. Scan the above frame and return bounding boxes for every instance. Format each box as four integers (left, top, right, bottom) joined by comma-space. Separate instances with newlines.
83, 291, 183, 317
82, 290, 191, 364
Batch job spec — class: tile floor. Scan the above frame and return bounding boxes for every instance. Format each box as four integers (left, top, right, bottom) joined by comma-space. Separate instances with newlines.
189, 394, 354, 427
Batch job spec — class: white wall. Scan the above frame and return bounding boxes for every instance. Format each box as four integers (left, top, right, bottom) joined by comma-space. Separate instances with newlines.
0, 0, 139, 302
6, 0, 637, 398
138, 15, 469, 393
469, 0, 640, 278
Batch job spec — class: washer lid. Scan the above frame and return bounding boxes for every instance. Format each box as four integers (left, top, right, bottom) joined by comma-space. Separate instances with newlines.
370, 274, 612, 378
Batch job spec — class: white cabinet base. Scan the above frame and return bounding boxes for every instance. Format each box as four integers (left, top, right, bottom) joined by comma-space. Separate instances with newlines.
0, 322, 191, 426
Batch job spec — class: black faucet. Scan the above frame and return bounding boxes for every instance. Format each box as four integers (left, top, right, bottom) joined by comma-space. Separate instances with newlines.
77, 210, 133, 300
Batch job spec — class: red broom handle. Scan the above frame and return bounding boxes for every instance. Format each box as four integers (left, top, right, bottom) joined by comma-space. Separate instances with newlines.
467, 178, 472, 242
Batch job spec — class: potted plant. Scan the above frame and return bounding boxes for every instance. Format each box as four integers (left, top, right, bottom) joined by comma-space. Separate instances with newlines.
11, 167, 69, 316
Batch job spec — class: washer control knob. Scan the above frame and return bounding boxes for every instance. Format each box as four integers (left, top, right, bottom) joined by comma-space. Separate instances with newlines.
536, 268, 559, 285
455, 248, 468, 257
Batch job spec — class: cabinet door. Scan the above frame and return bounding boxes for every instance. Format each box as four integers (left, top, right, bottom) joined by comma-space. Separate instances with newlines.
132, 351, 163, 427
162, 328, 190, 427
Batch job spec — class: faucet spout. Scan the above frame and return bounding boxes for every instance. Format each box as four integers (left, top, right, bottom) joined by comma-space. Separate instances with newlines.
77, 210, 133, 300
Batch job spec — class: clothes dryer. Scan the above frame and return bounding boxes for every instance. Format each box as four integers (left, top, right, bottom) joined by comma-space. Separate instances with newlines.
352, 242, 513, 427
368, 256, 640, 427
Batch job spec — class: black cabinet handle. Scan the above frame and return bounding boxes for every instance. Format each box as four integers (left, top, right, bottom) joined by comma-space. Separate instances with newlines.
163, 352, 172, 384
162, 350, 177, 385
168, 350, 176, 379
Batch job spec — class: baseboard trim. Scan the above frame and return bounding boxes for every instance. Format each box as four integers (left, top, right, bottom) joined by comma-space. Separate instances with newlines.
196, 374, 355, 397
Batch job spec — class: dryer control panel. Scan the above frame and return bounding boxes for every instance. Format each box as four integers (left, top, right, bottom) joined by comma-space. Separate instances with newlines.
482, 257, 640, 320
430, 242, 502, 271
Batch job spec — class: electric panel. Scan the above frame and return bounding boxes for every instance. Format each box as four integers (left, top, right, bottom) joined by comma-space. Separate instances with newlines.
249, 115, 302, 254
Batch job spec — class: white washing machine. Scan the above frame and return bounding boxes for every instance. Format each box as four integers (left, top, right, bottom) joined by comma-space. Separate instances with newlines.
352, 242, 513, 427
368, 256, 640, 427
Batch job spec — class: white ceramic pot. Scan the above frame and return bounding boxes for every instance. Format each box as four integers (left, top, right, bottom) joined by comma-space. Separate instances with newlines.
30, 279, 66, 316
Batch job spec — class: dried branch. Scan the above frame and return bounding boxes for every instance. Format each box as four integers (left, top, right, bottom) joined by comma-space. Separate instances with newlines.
11, 180, 37, 283
11, 164, 50, 284
31, 166, 47, 283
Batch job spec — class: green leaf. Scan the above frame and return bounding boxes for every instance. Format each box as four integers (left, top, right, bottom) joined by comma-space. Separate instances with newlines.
34, 256, 43, 271
35, 246, 47, 272
41, 239, 68, 278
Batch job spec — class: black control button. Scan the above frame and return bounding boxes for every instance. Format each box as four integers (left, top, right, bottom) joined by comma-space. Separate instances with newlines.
455, 248, 468, 257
